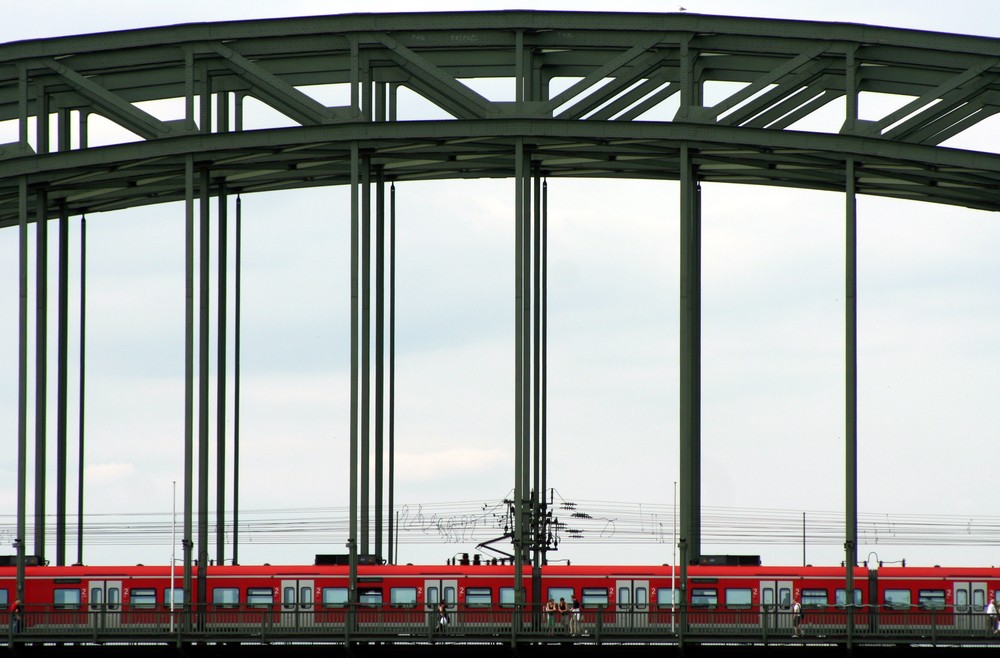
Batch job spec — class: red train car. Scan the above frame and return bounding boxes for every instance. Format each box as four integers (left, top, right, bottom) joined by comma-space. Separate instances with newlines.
2, 562, 998, 638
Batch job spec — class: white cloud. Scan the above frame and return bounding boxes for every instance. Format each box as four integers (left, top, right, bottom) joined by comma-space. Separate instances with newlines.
85, 462, 136, 485
396, 448, 507, 482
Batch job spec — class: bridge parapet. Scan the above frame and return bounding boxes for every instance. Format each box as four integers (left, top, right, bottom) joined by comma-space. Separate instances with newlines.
6, 602, 1000, 649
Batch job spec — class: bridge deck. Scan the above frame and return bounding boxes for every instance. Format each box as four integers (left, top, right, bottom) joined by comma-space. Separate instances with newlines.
6, 607, 1000, 653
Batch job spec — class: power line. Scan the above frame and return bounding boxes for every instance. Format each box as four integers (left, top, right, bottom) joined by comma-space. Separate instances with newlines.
3, 497, 999, 551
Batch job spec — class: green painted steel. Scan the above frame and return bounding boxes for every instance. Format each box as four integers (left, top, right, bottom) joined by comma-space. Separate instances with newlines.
1, 11, 999, 226
4, 10, 1000, 604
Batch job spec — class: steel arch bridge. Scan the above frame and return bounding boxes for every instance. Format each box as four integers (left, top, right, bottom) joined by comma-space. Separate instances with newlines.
3, 10, 1000, 611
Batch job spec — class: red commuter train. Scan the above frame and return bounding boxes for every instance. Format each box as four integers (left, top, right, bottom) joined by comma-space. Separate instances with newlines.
1, 561, 997, 637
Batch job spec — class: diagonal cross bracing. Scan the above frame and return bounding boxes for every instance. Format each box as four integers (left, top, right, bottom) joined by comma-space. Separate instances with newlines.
861, 57, 1000, 140
370, 32, 498, 120
210, 43, 345, 125
38, 58, 176, 140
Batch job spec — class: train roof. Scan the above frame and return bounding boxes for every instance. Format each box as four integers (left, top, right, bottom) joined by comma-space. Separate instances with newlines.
0, 562, 885, 577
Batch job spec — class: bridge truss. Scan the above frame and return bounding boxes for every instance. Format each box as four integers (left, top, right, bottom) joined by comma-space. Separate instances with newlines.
3, 9, 1000, 625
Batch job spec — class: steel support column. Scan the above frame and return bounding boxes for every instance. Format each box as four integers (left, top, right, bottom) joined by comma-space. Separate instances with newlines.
387, 84, 398, 566
56, 202, 69, 566
76, 214, 86, 567
198, 167, 211, 598
679, 142, 702, 583
530, 164, 542, 606
216, 180, 228, 566
845, 44, 860, 648
348, 141, 360, 606
233, 195, 242, 566
17, 175, 28, 602
56, 106, 72, 567
513, 136, 527, 613
183, 152, 195, 621
34, 188, 48, 564
216, 89, 230, 567
514, 34, 528, 614
845, 157, 859, 646
540, 178, 548, 523
388, 181, 396, 565
361, 155, 371, 558
25, 73, 45, 572
375, 164, 385, 563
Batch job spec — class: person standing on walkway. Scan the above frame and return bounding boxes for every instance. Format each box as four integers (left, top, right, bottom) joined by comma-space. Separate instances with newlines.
545, 598, 557, 634
434, 600, 449, 633
9, 599, 23, 634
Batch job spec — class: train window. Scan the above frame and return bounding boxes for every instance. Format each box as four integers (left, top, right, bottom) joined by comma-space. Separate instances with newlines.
55, 588, 81, 610
657, 588, 680, 609
548, 587, 573, 608
466, 587, 492, 608
955, 589, 968, 612
885, 589, 911, 610
499, 587, 515, 608
213, 588, 240, 608
443, 586, 456, 608
763, 587, 774, 607
359, 587, 383, 607
322, 587, 348, 608
835, 589, 862, 607
280, 586, 314, 609
130, 589, 157, 610
779, 588, 791, 610
636, 587, 648, 610
691, 589, 718, 609
391, 587, 418, 608
426, 586, 439, 607
90, 587, 103, 608
248, 588, 274, 609
164, 588, 184, 608
0, 590, 7, 608
108, 587, 121, 611
582, 588, 609, 608
973, 589, 986, 611
919, 590, 946, 610
620, 587, 631, 607
802, 589, 828, 609
725, 588, 752, 610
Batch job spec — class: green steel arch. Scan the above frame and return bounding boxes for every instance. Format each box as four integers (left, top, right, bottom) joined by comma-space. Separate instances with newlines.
3, 11, 999, 622
2, 11, 1000, 220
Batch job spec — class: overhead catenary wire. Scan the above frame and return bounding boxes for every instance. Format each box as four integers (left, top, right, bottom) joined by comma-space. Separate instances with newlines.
3, 495, 1000, 552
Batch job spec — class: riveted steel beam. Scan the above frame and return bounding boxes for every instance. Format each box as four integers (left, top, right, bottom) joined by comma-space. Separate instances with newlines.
372, 32, 498, 119
211, 43, 346, 125
38, 58, 184, 140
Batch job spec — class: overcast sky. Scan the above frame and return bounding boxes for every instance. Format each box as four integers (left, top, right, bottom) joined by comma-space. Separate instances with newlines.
2, 0, 1000, 570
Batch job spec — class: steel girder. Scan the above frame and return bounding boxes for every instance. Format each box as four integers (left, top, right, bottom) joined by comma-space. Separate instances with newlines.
1, 10, 1000, 227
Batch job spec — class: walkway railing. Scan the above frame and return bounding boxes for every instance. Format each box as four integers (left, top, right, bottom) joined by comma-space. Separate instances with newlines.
5, 603, 1000, 646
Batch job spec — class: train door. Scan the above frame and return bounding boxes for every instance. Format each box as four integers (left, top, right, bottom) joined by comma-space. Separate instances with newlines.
759, 580, 793, 633
616, 579, 650, 630
88, 580, 122, 630
281, 579, 315, 629
424, 579, 457, 630
953, 581, 986, 632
